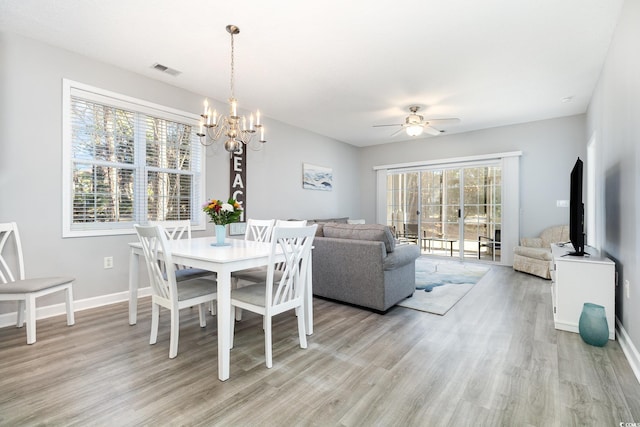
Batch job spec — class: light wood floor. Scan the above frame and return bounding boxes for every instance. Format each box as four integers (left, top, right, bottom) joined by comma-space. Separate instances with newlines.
1, 263, 639, 426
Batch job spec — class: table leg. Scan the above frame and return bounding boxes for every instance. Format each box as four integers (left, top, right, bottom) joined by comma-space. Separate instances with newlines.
305, 256, 313, 335
128, 250, 139, 325
217, 271, 231, 381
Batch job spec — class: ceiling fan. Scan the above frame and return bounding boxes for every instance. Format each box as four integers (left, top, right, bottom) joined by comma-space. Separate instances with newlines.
373, 106, 461, 137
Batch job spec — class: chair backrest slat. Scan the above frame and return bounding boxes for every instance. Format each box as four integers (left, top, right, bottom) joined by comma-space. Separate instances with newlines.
0, 222, 26, 283
272, 220, 307, 271
265, 225, 316, 309
149, 220, 192, 240
135, 225, 177, 302
244, 219, 275, 242
149, 220, 194, 272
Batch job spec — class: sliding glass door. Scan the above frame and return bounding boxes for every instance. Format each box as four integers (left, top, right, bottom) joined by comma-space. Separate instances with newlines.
420, 169, 461, 257
387, 172, 419, 242
386, 162, 502, 262
462, 165, 502, 261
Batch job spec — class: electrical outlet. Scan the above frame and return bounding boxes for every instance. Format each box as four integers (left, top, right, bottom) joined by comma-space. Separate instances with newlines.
104, 256, 114, 269
624, 279, 630, 299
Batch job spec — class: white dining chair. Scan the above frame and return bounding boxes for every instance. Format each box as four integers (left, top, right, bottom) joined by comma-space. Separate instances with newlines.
0, 222, 75, 344
230, 224, 317, 368
149, 220, 215, 282
231, 219, 275, 279
231, 219, 306, 320
150, 220, 217, 315
232, 219, 306, 284
134, 224, 218, 359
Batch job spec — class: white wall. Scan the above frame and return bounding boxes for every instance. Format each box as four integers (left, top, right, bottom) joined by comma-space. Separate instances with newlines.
0, 32, 360, 312
357, 115, 586, 239
586, 0, 640, 366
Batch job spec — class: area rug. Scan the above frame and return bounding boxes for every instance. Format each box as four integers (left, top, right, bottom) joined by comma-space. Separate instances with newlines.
397, 257, 490, 315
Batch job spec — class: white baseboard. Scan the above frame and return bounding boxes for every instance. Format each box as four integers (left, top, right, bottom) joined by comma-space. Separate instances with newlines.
616, 317, 640, 384
0, 287, 151, 329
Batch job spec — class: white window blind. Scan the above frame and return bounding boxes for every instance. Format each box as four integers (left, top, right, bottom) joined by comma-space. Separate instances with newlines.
62, 80, 205, 237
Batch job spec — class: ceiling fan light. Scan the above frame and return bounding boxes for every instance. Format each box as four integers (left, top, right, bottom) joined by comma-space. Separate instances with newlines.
406, 125, 423, 137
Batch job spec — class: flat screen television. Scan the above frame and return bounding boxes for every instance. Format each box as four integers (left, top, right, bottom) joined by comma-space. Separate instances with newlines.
569, 157, 585, 256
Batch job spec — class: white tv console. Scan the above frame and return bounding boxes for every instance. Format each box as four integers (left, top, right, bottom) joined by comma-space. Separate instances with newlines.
550, 243, 615, 340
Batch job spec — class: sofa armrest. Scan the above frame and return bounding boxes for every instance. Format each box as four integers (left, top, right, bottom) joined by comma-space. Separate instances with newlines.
383, 244, 420, 270
514, 246, 552, 261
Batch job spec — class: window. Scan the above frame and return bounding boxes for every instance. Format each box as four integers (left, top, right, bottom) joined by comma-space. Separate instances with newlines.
62, 80, 205, 237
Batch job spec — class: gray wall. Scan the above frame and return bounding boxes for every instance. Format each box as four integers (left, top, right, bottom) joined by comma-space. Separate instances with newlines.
586, 0, 640, 360
357, 115, 586, 239
0, 32, 360, 311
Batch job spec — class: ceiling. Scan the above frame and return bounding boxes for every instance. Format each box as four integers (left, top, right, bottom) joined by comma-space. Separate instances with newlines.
0, 0, 624, 147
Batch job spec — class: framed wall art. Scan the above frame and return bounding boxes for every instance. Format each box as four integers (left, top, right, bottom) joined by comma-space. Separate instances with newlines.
302, 163, 333, 191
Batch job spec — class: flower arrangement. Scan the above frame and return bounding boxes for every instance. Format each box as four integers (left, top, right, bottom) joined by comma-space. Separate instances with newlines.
202, 197, 243, 225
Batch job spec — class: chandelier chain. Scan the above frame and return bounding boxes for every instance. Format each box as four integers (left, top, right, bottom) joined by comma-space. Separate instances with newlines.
229, 31, 235, 99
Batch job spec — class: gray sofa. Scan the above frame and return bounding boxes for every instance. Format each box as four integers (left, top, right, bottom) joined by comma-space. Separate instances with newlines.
311, 223, 420, 312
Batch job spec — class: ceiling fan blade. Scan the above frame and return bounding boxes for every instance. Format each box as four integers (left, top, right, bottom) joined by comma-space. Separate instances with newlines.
390, 127, 406, 137
423, 126, 442, 136
373, 123, 403, 128
424, 118, 461, 126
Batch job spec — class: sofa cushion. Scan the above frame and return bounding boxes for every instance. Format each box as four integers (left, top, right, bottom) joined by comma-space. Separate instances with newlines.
322, 223, 396, 253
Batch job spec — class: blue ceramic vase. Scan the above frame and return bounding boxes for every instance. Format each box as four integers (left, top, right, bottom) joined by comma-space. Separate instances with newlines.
215, 224, 226, 245
578, 303, 608, 347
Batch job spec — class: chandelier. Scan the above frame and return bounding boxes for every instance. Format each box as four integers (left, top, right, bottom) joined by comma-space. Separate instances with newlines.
197, 25, 265, 152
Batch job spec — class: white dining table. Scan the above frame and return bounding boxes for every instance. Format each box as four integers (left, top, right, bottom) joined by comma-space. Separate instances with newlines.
128, 236, 314, 381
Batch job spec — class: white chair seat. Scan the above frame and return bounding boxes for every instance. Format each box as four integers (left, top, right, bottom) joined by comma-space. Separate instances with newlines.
176, 277, 218, 301
231, 282, 272, 307
0, 276, 75, 293
232, 267, 283, 284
